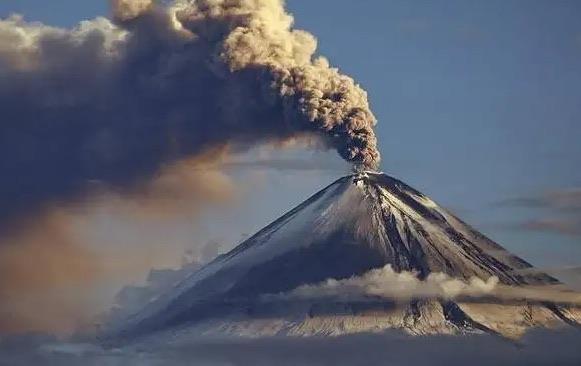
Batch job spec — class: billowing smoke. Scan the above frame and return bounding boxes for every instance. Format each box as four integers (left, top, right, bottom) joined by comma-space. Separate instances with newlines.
0, 0, 379, 334
112, 0, 154, 21
0, 0, 380, 226
274, 265, 581, 305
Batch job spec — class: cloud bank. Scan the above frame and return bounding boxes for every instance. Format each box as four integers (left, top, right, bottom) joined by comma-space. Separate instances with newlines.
274, 265, 581, 305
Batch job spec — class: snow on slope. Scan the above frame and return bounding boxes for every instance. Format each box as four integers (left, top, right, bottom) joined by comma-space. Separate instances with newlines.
106, 172, 579, 340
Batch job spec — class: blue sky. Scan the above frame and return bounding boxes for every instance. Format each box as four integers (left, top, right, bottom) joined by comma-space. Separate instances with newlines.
1, 0, 580, 268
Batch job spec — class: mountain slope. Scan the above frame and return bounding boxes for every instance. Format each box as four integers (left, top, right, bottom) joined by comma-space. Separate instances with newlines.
109, 172, 579, 340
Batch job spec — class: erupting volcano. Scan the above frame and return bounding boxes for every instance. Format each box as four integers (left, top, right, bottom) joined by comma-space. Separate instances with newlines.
109, 172, 581, 341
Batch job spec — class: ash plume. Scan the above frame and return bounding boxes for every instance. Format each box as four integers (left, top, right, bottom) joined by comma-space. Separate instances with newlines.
0, 159, 237, 335
0, 0, 380, 226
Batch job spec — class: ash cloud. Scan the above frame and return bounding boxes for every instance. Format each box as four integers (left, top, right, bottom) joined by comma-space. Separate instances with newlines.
221, 157, 349, 172
0, 0, 380, 226
112, 0, 154, 21
0, 158, 237, 335
0, 0, 379, 335
0, 211, 101, 335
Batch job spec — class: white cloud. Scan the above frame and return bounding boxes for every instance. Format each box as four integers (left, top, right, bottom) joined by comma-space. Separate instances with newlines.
271, 265, 581, 305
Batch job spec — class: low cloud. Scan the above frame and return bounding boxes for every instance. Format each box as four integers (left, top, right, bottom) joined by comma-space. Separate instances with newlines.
270, 265, 581, 305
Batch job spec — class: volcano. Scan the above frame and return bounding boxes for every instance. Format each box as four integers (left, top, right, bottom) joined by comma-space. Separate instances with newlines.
111, 172, 581, 340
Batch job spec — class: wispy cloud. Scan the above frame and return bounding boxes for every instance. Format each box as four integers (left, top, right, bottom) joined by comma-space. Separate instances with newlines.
268, 265, 581, 305
521, 218, 581, 237
497, 187, 581, 237
497, 188, 581, 211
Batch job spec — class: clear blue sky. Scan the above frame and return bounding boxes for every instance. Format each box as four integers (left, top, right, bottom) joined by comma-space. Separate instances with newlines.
1, 0, 580, 267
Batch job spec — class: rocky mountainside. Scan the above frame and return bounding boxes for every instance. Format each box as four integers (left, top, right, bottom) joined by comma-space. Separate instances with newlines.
108, 172, 580, 341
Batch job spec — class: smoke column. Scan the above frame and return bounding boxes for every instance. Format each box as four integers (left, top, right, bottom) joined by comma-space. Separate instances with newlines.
0, 0, 380, 334
0, 0, 380, 226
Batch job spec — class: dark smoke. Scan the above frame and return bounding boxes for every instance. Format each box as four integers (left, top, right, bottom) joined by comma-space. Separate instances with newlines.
0, 0, 380, 226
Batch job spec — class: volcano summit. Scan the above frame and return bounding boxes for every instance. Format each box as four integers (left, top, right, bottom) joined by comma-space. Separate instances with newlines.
111, 172, 581, 340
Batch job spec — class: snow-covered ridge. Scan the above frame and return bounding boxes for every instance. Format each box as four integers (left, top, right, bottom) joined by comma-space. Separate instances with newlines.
106, 172, 579, 341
